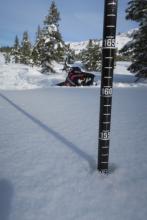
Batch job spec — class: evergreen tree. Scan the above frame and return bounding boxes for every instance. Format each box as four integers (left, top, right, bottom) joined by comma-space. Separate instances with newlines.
32, 25, 43, 66
65, 44, 75, 63
62, 44, 75, 71
121, 0, 147, 79
11, 35, 21, 63
4, 52, 11, 64
81, 40, 101, 71
36, 25, 42, 42
20, 31, 32, 65
39, 1, 65, 73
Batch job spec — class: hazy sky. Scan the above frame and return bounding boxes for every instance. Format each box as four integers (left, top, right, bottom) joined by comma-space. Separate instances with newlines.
0, 0, 137, 46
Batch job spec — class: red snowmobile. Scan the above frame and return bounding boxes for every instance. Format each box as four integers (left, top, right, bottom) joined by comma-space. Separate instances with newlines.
57, 67, 95, 87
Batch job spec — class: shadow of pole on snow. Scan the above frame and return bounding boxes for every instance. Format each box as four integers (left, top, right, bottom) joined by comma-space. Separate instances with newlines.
0, 93, 96, 171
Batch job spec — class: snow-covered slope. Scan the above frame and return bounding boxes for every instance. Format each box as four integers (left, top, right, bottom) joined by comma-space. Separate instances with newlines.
115, 31, 133, 51
67, 29, 134, 54
66, 40, 90, 55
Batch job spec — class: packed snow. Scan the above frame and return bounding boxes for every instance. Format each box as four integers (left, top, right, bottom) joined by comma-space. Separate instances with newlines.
0, 51, 147, 220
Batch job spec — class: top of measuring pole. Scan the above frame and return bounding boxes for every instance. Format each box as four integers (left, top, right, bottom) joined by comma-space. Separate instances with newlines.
103, 0, 118, 49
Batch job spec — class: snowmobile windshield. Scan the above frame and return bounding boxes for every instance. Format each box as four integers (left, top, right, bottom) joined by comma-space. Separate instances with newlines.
69, 67, 81, 74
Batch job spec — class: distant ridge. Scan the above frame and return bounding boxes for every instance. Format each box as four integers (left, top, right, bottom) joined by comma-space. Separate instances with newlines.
66, 29, 136, 54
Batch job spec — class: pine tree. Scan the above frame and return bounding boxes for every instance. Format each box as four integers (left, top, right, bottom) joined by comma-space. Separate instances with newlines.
32, 25, 43, 66
65, 44, 75, 63
11, 35, 21, 63
122, 0, 147, 79
20, 31, 32, 65
4, 52, 11, 64
81, 40, 101, 71
39, 1, 65, 73
36, 25, 42, 42
62, 44, 75, 71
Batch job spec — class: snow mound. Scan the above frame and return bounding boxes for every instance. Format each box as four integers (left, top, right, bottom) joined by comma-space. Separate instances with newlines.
0, 62, 66, 90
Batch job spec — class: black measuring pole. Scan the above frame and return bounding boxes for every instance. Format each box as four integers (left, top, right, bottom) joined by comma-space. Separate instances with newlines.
98, 0, 118, 173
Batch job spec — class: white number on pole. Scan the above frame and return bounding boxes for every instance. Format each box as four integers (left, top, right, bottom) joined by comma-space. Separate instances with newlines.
102, 88, 112, 96
100, 131, 110, 140
104, 39, 115, 47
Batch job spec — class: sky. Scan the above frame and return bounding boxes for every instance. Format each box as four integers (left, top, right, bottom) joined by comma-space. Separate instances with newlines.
0, 0, 137, 46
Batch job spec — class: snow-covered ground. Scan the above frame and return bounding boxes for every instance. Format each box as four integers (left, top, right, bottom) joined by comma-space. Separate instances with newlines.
0, 87, 147, 220
0, 52, 147, 220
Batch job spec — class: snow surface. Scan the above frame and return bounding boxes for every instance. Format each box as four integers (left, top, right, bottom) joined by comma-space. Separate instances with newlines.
0, 87, 147, 220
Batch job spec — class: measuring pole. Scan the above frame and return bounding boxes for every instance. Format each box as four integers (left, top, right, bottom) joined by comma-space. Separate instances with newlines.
98, 0, 118, 173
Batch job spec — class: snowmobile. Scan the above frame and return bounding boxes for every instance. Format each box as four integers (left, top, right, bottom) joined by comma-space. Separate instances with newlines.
57, 66, 95, 87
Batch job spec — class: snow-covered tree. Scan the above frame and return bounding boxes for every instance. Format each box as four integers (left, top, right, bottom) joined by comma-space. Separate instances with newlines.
39, 1, 65, 73
121, 0, 147, 79
20, 31, 32, 65
59, 43, 75, 71
4, 52, 11, 64
32, 26, 43, 66
11, 35, 21, 63
36, 25, 42, 43
81, 40, 101, 71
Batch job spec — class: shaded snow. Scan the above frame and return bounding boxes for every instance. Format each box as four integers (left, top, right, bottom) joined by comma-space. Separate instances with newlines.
0, 88, 147, 220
